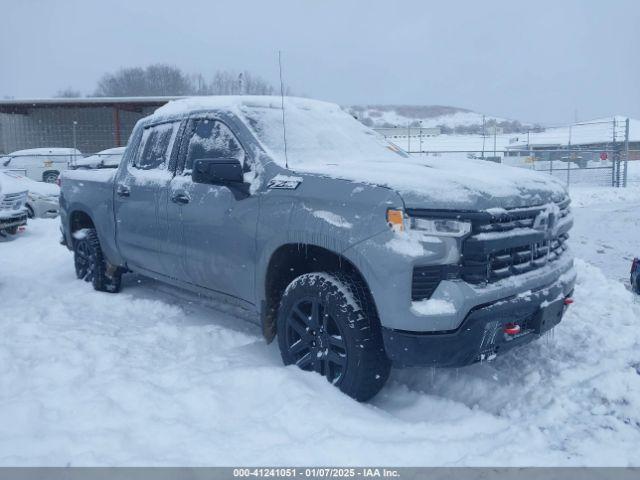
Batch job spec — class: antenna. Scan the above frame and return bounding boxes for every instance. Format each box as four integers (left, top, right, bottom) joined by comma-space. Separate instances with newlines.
278, 50, 289, 169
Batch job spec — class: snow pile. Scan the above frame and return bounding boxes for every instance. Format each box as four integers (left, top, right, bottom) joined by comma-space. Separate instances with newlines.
1, 216, 639, 466
569, 184, 640, 283
570, 184, 640, 208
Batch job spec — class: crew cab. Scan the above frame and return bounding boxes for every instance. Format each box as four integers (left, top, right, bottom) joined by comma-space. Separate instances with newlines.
59, 96, 576, 401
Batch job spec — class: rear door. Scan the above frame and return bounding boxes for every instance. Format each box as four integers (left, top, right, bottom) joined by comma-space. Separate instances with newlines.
114, 121, 181, 274
165, 117, 260, 303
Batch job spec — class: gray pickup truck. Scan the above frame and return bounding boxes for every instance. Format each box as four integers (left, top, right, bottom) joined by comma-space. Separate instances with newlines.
60, 97, 576, 401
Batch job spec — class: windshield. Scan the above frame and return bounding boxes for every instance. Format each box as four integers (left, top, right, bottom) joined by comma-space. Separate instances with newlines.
238, 100, 408, 168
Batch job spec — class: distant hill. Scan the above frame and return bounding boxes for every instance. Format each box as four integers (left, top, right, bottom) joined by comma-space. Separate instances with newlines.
346, 104, 532, 134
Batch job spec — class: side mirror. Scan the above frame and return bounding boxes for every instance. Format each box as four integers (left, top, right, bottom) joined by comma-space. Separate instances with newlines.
192, 158, 244, 185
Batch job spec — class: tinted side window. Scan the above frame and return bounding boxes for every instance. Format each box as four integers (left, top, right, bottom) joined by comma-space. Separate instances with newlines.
134, 122, 179, 170
184, 120, 246, 172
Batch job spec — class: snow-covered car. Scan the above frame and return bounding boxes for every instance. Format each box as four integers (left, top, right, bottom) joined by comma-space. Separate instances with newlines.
0, 170, 28, 235
631, 258, 639, 293
1, 147, 82, 183
59, 96, 576, 401
1, 170, 59, 218
73, 147, 126, 170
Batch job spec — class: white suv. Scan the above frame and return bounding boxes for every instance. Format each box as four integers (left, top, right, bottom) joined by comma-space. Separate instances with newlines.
1, 148, 82, 183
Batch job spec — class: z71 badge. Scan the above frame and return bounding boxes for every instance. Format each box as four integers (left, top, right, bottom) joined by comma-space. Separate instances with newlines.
267, 174, 303, 190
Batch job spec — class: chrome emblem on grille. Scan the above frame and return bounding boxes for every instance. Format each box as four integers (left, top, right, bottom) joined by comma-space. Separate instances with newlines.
533, 204, 560, 236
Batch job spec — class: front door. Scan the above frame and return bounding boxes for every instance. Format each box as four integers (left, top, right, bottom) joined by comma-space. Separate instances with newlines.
166, 117, 259, 304
114, 121, 180, 274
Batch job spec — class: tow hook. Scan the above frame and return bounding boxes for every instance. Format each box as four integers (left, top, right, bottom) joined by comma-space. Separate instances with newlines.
503, 323, 521, 335
563, 297, 574, 305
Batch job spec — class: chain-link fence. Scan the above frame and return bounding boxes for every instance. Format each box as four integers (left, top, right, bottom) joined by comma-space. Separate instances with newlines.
391, 118, 634, 188
0, 99, 172, 157
0, 99, 168, 182
411, 148, 628, 187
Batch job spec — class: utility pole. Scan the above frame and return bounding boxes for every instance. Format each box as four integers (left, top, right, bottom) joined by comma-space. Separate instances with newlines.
624, 118, 630, 187
419, 120, 423, 154
481, 115, 486, 160
613, 118, 618, 187
72, 121, 78, 167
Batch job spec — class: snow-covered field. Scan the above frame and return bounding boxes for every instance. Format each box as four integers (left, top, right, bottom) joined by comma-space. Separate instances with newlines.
1, 187, 640, 466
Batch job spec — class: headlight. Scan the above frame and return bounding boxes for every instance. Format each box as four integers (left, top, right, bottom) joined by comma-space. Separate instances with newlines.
386, 209, 406, 232
410, 218, 471, 237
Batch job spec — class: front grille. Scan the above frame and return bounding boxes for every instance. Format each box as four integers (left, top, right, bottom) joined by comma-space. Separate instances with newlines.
0, 191, 27, 211
461, 198, 572, 284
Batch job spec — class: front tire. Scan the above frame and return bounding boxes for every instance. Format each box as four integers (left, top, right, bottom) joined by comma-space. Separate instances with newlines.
277, 272, 390, 401
73, 228, 121, 293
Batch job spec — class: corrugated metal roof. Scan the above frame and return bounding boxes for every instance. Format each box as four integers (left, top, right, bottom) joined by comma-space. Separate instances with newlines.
0, 96, 183, 106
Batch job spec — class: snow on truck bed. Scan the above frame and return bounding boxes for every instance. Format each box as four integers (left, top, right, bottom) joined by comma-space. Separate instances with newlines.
1, 184, 640, 466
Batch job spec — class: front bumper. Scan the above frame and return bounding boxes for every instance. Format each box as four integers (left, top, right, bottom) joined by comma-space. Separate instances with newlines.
382, 271, 575, 367
0, 212, 27, 230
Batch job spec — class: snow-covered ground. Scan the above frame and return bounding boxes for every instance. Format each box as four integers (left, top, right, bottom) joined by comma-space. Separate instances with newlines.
1, 187, 640, 466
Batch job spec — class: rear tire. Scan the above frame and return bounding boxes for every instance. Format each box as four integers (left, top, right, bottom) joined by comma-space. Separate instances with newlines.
277, 272, 390, 401
73, 228, 121, 293
43, 172, 58, 183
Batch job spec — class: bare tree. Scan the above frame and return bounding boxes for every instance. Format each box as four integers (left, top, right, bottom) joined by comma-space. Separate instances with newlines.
205, 70, 284, 95
55, 87, 82, 98
92, 64, 284, 97
94, 64, 194, 97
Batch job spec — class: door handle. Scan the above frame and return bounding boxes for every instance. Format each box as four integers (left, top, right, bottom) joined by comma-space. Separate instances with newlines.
116, 184, 130, 197
170, 193, 190, 205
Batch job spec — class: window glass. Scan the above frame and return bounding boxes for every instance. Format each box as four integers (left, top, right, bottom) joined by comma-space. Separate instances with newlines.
184, 120, 246, 172
134, 122, 179, 170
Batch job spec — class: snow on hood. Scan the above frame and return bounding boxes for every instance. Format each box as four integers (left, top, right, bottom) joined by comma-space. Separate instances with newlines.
153, 96, 567, 210
1, 170, 59, 196
0, 170, 29, 196
298, 155, 567, 210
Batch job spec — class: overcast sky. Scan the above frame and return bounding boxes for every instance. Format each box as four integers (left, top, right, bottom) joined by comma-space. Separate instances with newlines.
1, 0, 638, 124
